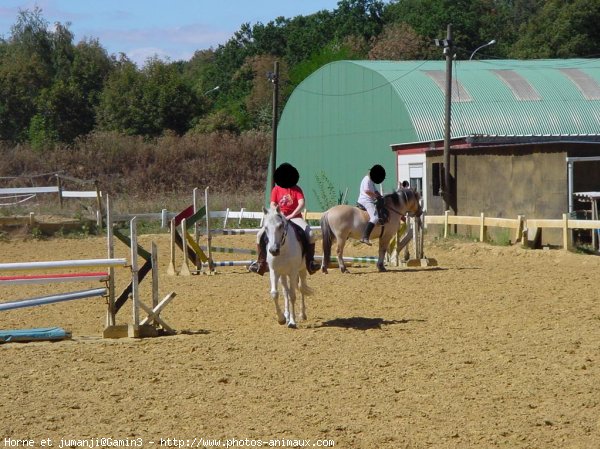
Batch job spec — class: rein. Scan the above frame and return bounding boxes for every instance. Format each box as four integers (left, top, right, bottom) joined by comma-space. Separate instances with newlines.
276, 214, 288, 246
385, 190, 410, 217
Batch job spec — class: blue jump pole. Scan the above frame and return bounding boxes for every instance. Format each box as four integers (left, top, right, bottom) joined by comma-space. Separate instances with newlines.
0, 288, 107, 312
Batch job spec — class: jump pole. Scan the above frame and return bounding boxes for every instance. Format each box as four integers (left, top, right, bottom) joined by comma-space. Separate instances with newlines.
0, 288, 107, 312
204, 260, 254, 267
106, 195, 116, 327
0, 272, 109, 285
130, 217, 140, 329
179, 218, 192, 276
193, 187, 200, 243
0, 258, 127, 271
167, 219, 177, 276
151, 241, 159, 320
204, 187, 215, 274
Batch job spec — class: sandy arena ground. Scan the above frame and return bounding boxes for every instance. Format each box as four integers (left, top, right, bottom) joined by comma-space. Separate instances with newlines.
0, 231, 599, 449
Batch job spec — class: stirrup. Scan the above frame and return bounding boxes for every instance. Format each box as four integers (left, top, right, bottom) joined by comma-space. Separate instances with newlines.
248, 261, 267, 275
359, 238, 372, 246
307, 261, 320, 275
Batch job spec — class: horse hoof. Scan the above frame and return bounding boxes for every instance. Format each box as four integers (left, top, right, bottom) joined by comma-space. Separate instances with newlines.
378, 266, 387, 272
277, 317, 286, 325
287, 322, 297, 329
321, 267, 328, 274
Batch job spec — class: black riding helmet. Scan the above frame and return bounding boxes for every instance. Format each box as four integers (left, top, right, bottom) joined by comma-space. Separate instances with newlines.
369, 164, 386, 184
274, 163, 299, 188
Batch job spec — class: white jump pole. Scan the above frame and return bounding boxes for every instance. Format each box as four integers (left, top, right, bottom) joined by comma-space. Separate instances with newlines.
0, 258, 127, 271
106, 194, 116, 327
0, 272, 109, 285
151, 241, 159, 324
130, 217, 140, 329
167, 219, 177, 276
205, 187, 214, 273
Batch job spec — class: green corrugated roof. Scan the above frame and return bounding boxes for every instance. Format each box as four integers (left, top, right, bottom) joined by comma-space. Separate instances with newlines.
275, 59, 600, 210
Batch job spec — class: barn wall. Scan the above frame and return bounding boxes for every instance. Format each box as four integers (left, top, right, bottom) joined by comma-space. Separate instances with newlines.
425, 143, 600, 245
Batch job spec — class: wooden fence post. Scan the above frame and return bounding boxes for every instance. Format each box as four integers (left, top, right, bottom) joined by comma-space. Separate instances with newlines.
562, 213, 569, 250
516, 215, 524, 243
444, 210, 449, 238
480, 212, 485, 242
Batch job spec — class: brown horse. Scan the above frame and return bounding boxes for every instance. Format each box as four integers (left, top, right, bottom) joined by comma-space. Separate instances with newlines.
320, 189, 422, 273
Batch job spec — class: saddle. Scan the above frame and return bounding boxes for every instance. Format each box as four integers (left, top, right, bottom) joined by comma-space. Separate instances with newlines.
289, 220, 309, 256
356, 197, 389, 225
260, 220, 309, 255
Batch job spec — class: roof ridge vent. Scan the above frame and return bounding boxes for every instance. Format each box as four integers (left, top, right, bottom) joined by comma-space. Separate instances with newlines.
559, 68, 600, 100
491, 69, 541, 101
421, 70, 472, 102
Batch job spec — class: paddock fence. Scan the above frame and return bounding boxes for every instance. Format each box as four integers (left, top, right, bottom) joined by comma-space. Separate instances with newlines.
426, 210, 600, 251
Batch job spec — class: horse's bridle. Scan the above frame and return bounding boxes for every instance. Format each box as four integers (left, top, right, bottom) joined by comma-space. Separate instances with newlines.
386, 189, 410, 217
275, 214, 288, 246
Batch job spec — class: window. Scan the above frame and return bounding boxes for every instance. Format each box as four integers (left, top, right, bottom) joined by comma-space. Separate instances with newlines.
410, 178, 423, 193
409, 163, 423, 193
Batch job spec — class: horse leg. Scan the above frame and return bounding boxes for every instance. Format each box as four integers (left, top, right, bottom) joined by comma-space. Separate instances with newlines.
336, 236, 349, 273
321, 235, 330, 275
297, 271, 308, 321
269, 271, 286, 325
377, 239, 388, 272
281, 274, 297, 329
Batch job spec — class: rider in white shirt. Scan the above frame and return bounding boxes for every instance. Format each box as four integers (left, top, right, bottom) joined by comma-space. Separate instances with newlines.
357, 164, 386, 245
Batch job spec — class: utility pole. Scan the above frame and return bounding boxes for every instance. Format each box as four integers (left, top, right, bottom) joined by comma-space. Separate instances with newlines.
268, 61, 280, 189
435, 25, 453, 213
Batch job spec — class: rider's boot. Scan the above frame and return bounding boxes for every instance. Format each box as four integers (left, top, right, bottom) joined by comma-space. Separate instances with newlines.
305, 243, 320, 275
248, 240, 268, 275
359, 222, 375, 246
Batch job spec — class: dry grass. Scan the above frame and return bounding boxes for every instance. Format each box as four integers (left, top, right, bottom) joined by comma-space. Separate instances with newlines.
0, 131, 270, 219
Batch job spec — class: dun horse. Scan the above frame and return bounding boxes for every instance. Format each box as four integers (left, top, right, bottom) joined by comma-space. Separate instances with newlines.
262, 205, 313, 328
320, 189, 422, 273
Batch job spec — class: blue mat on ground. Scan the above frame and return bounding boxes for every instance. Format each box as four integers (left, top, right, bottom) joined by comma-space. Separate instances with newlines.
0, 327, 71, 343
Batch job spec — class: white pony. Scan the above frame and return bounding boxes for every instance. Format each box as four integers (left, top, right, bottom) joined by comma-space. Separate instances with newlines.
262, 205, 313, 328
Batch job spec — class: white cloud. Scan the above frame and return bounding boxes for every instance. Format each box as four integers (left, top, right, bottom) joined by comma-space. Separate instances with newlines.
91, 22, 231, 64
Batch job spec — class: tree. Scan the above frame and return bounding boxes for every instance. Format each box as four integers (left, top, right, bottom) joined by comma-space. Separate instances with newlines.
0, 50, 49, 141
511, 0, 600, 58
97, 57, 198, 136
333, 0, 385, 41
9, 7, 53, 73
30, 79, 87, 144
70, 38, 115, 134
282, 12, 337, 66
368, 22, 431, 60
96, 56, 147, 135
143, 58, 199, 135
0, 8, 54, 141
383, 0, 514, 59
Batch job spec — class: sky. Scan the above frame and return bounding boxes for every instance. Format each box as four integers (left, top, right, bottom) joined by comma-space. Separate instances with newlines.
0, 0, 342, 66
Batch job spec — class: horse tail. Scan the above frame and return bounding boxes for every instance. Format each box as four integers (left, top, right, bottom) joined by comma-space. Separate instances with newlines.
321, 212, 333, 271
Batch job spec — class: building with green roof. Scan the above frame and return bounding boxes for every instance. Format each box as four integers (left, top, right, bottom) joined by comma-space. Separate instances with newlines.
275, 59, 600, 244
